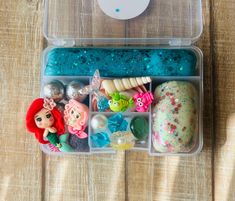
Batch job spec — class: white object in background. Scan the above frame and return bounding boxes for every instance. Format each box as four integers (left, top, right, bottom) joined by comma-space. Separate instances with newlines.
97, 0, 151, 20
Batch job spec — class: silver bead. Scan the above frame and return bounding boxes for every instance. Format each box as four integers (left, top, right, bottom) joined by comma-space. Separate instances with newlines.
66, 81, 87, 102
43, 80, 65, 102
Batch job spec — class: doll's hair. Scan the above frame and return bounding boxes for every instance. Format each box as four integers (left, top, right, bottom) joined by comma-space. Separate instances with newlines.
64, 99, 89, 127
26, 98, 65, 144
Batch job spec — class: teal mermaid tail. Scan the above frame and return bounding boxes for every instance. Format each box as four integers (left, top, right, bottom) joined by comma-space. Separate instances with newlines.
59, 133, 70, 142
58, 133, 74, 152
47, 133, 74, 152
59, 142, 74, 152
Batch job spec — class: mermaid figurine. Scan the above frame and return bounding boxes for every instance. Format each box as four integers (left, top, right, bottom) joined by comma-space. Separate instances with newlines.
64, 99, 89, 139
26, 98, 73, 152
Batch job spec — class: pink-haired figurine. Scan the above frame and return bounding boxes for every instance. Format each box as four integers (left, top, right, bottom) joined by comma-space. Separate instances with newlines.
64, 100, 89, 138
133, 92, 154, 112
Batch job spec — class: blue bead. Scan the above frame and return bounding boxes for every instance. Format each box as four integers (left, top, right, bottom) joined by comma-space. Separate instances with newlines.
108, 113, 128, 133
91, 132, 110, 148
97, 96, 110, 112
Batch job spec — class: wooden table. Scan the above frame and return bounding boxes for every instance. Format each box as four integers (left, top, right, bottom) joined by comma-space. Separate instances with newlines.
0, 0, 235, 200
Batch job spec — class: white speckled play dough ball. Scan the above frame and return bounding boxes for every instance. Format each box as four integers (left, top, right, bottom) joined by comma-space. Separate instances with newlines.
152, 81, 198, 153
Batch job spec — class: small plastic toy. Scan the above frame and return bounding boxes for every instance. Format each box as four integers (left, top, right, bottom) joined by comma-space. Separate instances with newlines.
96, 96, 110, 112
79, 70, 110, 112
133, 92, 154, 112
25, 98, 73, 152
130, 116, 149, 140
64, 99, 89, 138
110, 131, 135, 150
108, 113, 128, 133
102, 77, 151, 94
90, 132, 110, 148
109, 92, 134, 112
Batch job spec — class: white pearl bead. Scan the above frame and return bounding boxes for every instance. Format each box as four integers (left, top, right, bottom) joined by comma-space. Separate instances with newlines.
91, 114, 108, 130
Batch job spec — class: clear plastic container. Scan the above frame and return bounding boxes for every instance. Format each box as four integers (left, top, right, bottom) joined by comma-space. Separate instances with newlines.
43, 0, 202, 46
40, 0, 203, 156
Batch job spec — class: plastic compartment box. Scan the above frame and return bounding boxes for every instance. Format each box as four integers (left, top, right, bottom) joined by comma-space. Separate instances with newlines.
40, 0, 203, 156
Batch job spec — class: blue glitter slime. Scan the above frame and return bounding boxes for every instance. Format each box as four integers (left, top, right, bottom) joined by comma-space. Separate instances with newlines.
45, 48, 197, 77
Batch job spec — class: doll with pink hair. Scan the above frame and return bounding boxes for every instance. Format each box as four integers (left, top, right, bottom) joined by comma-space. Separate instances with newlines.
26, 98, 73, 152
64, 99, 89, 139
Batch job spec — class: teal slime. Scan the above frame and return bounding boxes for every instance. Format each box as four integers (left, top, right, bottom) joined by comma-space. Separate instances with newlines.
45, 48, 197, 77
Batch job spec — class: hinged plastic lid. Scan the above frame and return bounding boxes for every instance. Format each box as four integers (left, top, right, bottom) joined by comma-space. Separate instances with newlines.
43, 0, 203, 46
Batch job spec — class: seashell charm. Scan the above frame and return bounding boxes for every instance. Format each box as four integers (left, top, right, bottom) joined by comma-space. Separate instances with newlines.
102, 77, 151, 94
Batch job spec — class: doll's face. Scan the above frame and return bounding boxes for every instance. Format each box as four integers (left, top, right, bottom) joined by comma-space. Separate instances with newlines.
67, 107, 86, 129
34, 108, 54, 129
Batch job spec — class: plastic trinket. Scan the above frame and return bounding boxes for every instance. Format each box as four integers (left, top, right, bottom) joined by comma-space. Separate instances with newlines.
79, 70, 110, 112
108, 113, 128, 133
26, 98, 73, 152
109, 92, 134, 112
64, 100, 89, 139
102, 77, 151, 94
130, 116, 149, 140
90, 132, 110, 148
133, 92, 154, 112
110, 131, 135, 150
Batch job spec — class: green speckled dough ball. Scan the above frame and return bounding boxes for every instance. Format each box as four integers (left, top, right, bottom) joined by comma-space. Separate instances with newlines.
152, 81, 198, 153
